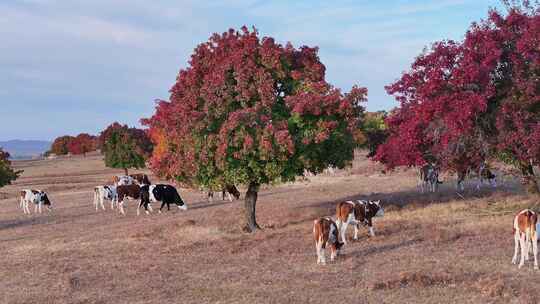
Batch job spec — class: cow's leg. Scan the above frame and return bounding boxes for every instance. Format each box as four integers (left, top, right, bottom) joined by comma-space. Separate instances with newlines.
519, 233, 527, 268
99, 196, 105, 210
158, 201, 166, 213
39, 201, 43, 214
533, 231, 539, 270
143, 200, 150, 215
93, 190, 98, 211
317, 240, 326, 265
368, 225, 375, 237
525, 230, 531, 261
119, 201, 126, 215
25, 201, 30, 214
227, 192, 233, 202
315, 241, 321, 264
147, 203, 153, 213
208, 192, 213, 203
512, 231, 520, 264
137, 200, 143, 216
340, 221, 349, 245
330, 246, 337, 262
353, 224, 359, 240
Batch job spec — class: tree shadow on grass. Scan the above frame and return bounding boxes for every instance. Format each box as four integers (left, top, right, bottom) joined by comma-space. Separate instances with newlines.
300, 180, 524, 216
342, 238, 424, 260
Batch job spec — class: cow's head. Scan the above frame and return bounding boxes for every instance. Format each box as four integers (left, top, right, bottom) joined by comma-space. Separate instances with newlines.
230, 187, 240, 200
368, 200, 384, 217
41, 192, 52, 210
176, 193, 188, 211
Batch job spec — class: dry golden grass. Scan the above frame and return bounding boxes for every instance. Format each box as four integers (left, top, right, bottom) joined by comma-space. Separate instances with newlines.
1, 152, 539, 303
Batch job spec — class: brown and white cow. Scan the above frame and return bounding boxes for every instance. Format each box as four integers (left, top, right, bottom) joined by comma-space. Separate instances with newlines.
313, 217, 343, 265
335, 200, 384, 244
115, 184, 146, 215
512, 209, 538, 269
477, 163, 496, 190
129, 173, 151, 185
19, 189, 53, 214
207, 184, 240, 202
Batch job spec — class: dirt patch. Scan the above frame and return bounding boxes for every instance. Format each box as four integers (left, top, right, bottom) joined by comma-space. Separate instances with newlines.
370, 271, 455, 290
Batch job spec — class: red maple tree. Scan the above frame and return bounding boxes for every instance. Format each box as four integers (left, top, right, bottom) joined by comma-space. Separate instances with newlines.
143, 27, 366, 231
375, 2, 540, 194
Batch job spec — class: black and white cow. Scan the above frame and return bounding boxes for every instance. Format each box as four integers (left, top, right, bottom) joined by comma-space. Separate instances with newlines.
93, 185, 117, 211
139, 184, 187, 215
19, 189, 53, 214
419, 163, 442, 193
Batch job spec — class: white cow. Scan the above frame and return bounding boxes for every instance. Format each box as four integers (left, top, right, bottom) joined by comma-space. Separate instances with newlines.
93, 185, 117, 211
19, 189, 53, 214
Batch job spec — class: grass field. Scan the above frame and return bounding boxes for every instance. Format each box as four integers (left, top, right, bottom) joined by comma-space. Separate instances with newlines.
1, 152, 539, 303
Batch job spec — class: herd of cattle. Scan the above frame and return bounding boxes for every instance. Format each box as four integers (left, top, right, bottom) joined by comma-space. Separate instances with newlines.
14, 164, 539, 269
19, 173, 241, 216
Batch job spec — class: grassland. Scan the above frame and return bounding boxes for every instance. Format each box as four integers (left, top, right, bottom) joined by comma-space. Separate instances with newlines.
1, 152, 539, 303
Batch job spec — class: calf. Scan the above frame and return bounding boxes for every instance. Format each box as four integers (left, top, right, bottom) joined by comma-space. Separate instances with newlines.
93, 185, 117, 211
129, 173, 151, 185
112, 175, 135, 186
140, 184, 187, 215
512, 209, 538, 269
208, 185, 240, 202
115, 184, 143, 215
19, 189, 52, 214
335, 200, 384, 245
313, 217, 343, 265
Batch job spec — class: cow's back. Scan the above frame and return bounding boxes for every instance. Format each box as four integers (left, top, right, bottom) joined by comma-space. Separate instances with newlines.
117, 184, 141, 200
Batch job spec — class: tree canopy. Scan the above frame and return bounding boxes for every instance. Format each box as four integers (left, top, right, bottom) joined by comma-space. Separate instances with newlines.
100, 122, 153, 175
49, 134, 97, 156
375, 2, 540, 193
144, 27, 366, 231
0, 148, 21, 187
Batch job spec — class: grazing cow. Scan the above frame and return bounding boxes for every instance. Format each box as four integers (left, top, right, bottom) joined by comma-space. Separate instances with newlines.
208, 185, 240, 202
335, 200, 384, 245
419, 163, 442, 193
512, 209, 538, 269
115, 184, 143, 215
129, 173, 151, 185
477, 164, 496, 189
93, 185, 117, 211
19, 189, 52, 214
313, 217, 343, 265
456, 166, 472, 192
112, 175, 135, 186
140, 184, 187, 215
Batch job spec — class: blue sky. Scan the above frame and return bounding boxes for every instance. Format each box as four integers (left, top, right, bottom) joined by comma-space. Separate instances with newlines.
0, 0, 502, 141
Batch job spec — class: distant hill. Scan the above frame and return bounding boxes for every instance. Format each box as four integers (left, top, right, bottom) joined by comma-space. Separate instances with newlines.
0, 140, 52, 159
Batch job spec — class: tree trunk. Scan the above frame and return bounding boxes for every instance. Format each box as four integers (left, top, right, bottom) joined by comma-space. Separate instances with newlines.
124, 168, 129, 175
520, 162, 540, 195
243, 182, 261, 232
